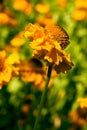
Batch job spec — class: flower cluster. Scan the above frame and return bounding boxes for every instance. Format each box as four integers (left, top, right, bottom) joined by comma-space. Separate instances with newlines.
24, 23, 73, 74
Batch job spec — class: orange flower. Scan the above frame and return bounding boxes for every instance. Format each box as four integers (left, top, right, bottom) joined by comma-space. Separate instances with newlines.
0, 13, 10, 25
4, 45, 19, 53
72, 9, 87, 21
24, 23, 73, 74
36, 14, 55, 27
57, 0, 67, 9
13, 0, 32, 15
77, 98, 87, 108
69, 107, 87, 127
75, 0, 87, 10
0, 12, 18, 26
19, 58, 54, 90
0, 50, 20, 89
35, 3, 50, 14
10, 31, 25, 47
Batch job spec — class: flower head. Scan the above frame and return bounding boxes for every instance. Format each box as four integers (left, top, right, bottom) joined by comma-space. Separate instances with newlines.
0, 12, 18, 26
10, 31, 25, 47
77, 98, 87, 108
36, 14, 55, 27
0, 50, 20, 89
19, 58, 54, 90
13, 0, 32, 15
75, 0, 87, 10
72, 9, 87, 21
57, 0, 67, 9
24, 23, 73, 74
35, 3, 50, 14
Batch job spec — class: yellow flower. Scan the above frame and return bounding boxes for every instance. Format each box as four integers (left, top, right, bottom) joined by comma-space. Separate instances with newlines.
0, 12, 18, 26
0, 13, 10, 25
36, 14, 55, 27
0, 50, 20, 89
77, 98, 87, 108
4, 45, 19, 53
75, 0, 87, 10
35, 3, 50, 14
10, 31, 25, 47
69, 107, 87, 127
72, 9, 87, 21
13, 0, 32, 15
24, 23, 73, 74
19, 58, 54, 90
57, 0, 67, 9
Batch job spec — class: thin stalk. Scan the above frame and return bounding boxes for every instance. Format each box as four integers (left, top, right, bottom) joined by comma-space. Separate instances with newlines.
33, 65, 52, 130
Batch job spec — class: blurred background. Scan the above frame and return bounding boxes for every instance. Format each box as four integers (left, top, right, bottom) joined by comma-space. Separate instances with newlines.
0, 0, 87, 130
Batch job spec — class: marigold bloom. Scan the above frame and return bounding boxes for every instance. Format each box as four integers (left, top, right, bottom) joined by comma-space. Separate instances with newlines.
0, 12, 18, 26
35, 3, 50, 14
36, 14, 55, 27
75, 0, 87, 9
19, 58, 54, 90
77, 98, 87, 108
4, 45, 19, 53
0, 50, 20, 89
24, 23, 73, 74
57, 0, 67, 9
72, 9, 87, 21
10, 31, 25, 47
13, 0, 32, 15
69, 107, 87, 127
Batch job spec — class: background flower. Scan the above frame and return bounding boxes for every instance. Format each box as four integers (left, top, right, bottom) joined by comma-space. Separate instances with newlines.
0, 50, 20, 89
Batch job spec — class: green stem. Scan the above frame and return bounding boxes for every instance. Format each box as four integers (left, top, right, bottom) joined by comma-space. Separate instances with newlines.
33, 65, 52, 130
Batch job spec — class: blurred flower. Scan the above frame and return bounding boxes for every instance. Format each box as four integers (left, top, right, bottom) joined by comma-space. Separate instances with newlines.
69, 107, 87, 130
0, 12, 18, 26
0, 1, 3, 11
24, 23, 73, 74
0, 4, 18, 26
72, 9, 87, 21
19, 58, 54, 90
10, 31, 25, 47
0, 50, 20, 89
18, 94, 33, 126
72, 0, 87, 21
21, 95, 33, 114
36, 14, 55, 27
4, 45, 20, 53
75, 0, 87, 10
13, 0, 32, 15
57, 0, 67, 9
77, 98, 87, 108
35, 3, 50, 14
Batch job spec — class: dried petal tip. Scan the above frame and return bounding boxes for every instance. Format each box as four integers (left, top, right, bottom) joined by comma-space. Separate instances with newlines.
45, 24, 70, 49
